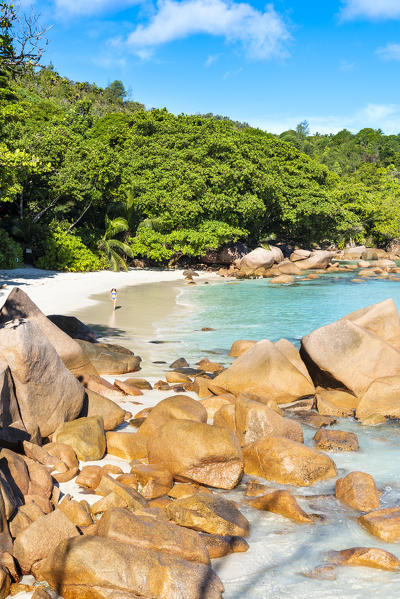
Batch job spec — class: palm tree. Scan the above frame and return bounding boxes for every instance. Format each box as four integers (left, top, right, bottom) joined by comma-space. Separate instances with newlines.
98, 216, 134, 271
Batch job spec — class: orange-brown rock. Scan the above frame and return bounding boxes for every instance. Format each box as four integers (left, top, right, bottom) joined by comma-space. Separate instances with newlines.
197, 360, 224, 374
274, 339, 313, 383
166, 371, 192, 384
154, 380, 171, 391
116, 473, 138, 489
53, 416, 106, 461
200, 396, 233, 419
102, 464, 123, 475
38, 535, 224, 599
200, 533, 249, 558
359, 507, 400, 542
13, 509, 79, 573
148, 420, 243, 490
228, 338, 263, 354
330, 547, 400, 570
31, 589, 51, 599
94, 475, 147, 510
0, 567, 10, 599
247, 490, 313, 523
76, 465, 103, 490
300, 315, 400, 397
214, 340, 315, 404
269, 274, 294, 284
86, 374, 124, 401
243, 436, 337, 486
192, 376, 213, 399
91, 492, 127, 515
213, 404, 236, 431
168, 483, 212, 499
360, 413, 386, 426
57, 496, 93, 528
114, 379, 143, 396
288, 410, 336, 428
316, 387, 359, 417
313, 429, 359, 452
244, 480, 269, 497
96, 507, 209, 564
76, 339, 141, 375
9, 501, 45, 538
343, 298, 400, 349
235, 394, 303, 446
106, 431, 148, 461
44, 442, 79, 483
356, 375, 400, 420
130, 463, 173, 499
335, 471, 380, 511
85, 389, 126, 431
139, 395, 207, 437
166, 492, 249, 537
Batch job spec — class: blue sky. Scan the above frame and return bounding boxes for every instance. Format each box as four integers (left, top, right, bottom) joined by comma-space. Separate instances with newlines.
20, 0, 400, 134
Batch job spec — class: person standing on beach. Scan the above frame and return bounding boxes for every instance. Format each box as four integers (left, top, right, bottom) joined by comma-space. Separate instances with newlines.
110, 288, 117, 310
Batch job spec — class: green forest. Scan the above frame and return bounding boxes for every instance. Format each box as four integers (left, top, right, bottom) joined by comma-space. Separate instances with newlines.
1, 3, 400, 271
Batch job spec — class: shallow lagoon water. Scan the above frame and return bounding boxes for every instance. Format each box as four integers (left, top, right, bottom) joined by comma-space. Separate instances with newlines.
155, 272, 400, 598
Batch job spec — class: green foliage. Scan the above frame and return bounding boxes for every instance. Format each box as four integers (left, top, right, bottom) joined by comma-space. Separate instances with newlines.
98, 216, 134, 271
0, 228, 23, 268
35, 226, 101, 272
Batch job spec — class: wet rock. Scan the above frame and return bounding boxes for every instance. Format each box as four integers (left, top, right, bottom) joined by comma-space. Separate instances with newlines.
335, 471, 380, 511
243, 436, 337, 486
356, 375, 400, 420
316, 387, 359, 417
106, 431, 148, 461
200, 532, 249, 558
0, 319, 84, 437
166, 492, 249, 537
113, 379, 143, 396
96, 507, 209, 564
213, 404, 236, 431
300, 315, 400, 397
302, 565, 337, 580
54, 416, 106, 462
139, 395, 207, 437
359, 507, 400, 542
77, 339, 141, 374
130, 463, 173, 499
288, 410, 336, 428
13, 509, 79, 573
214, 339, 315, 405
39, 535, 224, 599
329, 547, 400, 570
269, 275, 294, 285
148, 420, 243, 490
235, 393, 303, 446
247, 490, 313, 523
244, 480, 269, 497
229, 340, 257, 357
313, 429, 359, 451
360, 413, 386, 426
170, 358, 189, 368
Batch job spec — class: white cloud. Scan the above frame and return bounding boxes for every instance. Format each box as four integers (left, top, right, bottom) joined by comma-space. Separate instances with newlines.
205, 54, 220, 67
54, 0, 141, 16
339, 0, 400, 21
250, 103, 400, 135
126, 0, 290, 60
376, 42, 400, 61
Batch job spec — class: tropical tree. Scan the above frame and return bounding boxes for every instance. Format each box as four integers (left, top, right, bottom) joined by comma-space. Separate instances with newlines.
98, 216, 133, 271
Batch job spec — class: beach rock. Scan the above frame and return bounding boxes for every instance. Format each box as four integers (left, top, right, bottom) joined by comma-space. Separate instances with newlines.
288, 410, 336, 428
0, 485, 12, 553
300, 317, 400, 397
200, 533, 248, 558
13, 509, 79, 573
240, 248, 275, 271
290, 249, 311, 262
77, 339, 141, 374
148, 420, 243, 490
116, 473, 138, 489
47, 314, 97, 342
166, 492, 249, 537
38, 535, 224, 599
0, 568, 10, 599
168, 483, 212, 499
86, 374, 124, 401
235, 394, 303, 446
106, 431, 148, 460
316, 387, 358, 417
269, 275, 294, 285
31, 589, 51, 599
295, 250, 334, 270
330, 547, 400, 570
215, 339, 315, 404
10, 501, 46, 538
335, 471, 380, 511
91, 492, 127, 514
94, 474, 148, 510
0, 358, 19, 429
229, 340, 257, 357
139, 395, 207, 437
121, 377, 152, 390
166, 371, 192, 384
170, 358, 189, 368
53, 416, 106, 462
343, 298, 400, 349
313, 429, 359, 451
356, 376, 400, 420
243, 436, 337, 486
130, 463, 173, 499
278, 261, 302, 276
200, 396, 232, 419
0, 319, 84, 437
83, 389, 126, 430
0, 287, 97, 381
44, 442, 79, 483
58, 495, 93, 528
360, 413, 386, 426
359, 507, 400, 542
343, 246, 366, 260
96, 507, 209, 564
113, 379, 143, 396
247, 490, 313, 523
192, 376, 213, 399
274, 338, 314, 383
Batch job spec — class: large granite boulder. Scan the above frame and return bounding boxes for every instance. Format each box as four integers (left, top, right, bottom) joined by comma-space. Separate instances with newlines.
235, 394, 303, 446
214, 339, 315, 404
300, 317, 400, 397
295, 250, 334, 270
38, 536, 224, 599
343, 299, 400, 350
243, 436, 337, 486
229, 340, 257, 357
76, 339, 141, 375
0, 320, 84, 437
0, 358, 20, 429
82, 389, 126, 431
166, 492, 249, 537
240, 248, 276, 271
147, 420, 243, 489
47, 314, 97, 342
139, 395, 207, 437
96, 507, 209, 564
356, 375, 400, 420
290, 249, 311, 262
343, 246, 366, 260
53, 416, 106, 461
0, 287, 96, 381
